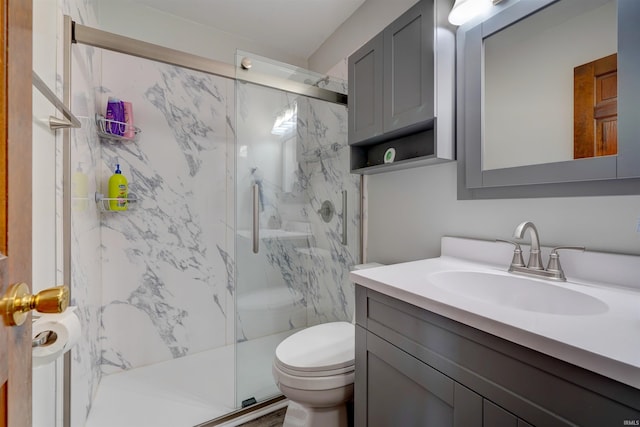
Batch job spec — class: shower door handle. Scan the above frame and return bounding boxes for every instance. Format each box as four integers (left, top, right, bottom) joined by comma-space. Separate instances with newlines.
341, 190, 347, 246
252, 184, 259, 254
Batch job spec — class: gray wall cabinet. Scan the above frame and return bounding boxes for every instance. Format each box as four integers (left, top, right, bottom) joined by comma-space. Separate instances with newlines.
355, 286, 640, 426
348, 0, 455, 174
383, 1, 434, 135
349, 33, 384, 146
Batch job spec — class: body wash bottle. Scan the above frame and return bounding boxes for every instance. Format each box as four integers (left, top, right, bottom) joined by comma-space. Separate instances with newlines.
108, 164, 128, 211
105, 97, 125, 136
123, 101, 135, 139
72, 162, 88, 211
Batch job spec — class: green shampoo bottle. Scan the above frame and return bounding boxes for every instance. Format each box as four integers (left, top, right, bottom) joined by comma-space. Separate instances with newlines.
108, 164, 128, 211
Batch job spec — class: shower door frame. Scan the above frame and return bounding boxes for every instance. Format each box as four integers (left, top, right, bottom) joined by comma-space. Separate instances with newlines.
62, 16, 351, 427
70, 20, 346, 105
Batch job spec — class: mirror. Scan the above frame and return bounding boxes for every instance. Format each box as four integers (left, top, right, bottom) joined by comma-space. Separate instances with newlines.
458, 0, 640, 198
484, 0, 616, 170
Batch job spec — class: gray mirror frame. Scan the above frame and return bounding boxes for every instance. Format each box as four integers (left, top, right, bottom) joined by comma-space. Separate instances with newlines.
457, 0, 640, 199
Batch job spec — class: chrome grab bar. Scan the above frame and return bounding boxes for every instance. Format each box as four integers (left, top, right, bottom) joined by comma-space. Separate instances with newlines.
252, 184, 259, 254
342, 190, 348, 246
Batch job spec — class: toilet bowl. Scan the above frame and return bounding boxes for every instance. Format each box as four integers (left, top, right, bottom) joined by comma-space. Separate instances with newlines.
272, 321, 355, 427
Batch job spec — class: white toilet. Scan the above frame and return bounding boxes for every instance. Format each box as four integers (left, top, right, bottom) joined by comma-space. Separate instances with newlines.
272, 321, 355, 427
272, 263, 383, 427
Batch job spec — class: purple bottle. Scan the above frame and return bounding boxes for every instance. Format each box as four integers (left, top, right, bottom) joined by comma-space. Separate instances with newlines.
105, 97, 125, 136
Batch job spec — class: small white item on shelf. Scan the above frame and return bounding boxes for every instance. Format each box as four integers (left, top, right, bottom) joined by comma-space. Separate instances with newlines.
384, 147, 396, 164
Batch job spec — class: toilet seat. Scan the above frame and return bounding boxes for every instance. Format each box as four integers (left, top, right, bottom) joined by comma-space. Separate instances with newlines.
275, 322, 355, 375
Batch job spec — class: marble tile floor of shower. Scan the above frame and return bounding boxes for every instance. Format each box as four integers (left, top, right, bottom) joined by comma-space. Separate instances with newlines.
85, 331, 295, 427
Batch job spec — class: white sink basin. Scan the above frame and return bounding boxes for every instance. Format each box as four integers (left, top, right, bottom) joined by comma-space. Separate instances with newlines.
429, 271, 608, 315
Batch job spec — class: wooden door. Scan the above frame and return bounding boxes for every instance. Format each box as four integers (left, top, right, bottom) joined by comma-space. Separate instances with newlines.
1, 0, 33, 426
574, 53, 617, 159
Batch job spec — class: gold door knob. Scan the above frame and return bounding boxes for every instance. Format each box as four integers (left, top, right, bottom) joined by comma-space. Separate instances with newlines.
0, 283, 69, 326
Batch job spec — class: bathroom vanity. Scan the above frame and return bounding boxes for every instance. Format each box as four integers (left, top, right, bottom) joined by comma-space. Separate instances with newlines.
351, 238, 640, 426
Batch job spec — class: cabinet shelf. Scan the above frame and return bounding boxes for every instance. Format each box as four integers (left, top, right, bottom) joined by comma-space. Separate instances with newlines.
95, 192, 138, 212
95, 114, 141, 143
350, 125, 452, 174
351, 154, 449, 175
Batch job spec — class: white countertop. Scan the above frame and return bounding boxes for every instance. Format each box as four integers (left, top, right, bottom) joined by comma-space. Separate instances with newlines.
350, 237, 640, 389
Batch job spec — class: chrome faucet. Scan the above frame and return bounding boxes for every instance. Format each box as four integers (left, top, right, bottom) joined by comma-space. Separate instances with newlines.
499, 221, 585, 281
513, 221, 544, 270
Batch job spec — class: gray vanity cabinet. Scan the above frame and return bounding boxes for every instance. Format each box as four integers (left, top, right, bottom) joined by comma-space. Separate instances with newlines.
355, 285, 640, 426
484, 400, 533, 427
348, 0, 454, 174
359, 326, 482, 426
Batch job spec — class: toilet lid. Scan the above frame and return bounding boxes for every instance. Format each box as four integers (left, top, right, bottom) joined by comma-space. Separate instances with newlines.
275, 322, 355, 373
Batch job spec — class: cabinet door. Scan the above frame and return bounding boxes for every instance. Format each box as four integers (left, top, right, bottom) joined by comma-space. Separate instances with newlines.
383, 0, 434, 133
348, 33, 384, 145
484, 400, 518, 427
484, 399, 535, 427
359, 330, 482, 427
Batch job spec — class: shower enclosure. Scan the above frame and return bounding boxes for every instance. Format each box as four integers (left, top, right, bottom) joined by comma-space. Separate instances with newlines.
61, 18, 359, 427
234, 52, 360, 407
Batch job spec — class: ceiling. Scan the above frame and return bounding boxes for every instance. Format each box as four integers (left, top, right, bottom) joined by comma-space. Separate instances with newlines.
130, 0, 367, 60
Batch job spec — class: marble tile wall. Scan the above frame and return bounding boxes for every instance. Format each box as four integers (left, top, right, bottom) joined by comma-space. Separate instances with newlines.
99, 51, 236, 372
297, 97, 360, 325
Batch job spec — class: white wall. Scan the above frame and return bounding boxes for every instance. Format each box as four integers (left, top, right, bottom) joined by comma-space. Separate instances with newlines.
308, 0, 418, 74
310, 0, 640, 264
33, 0, 59, 295
32, 1, 62, 425
367, 162, 640, 263
97, 0, 307, 68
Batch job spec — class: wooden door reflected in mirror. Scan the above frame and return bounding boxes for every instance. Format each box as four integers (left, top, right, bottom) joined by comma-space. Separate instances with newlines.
574, 53, 617, 159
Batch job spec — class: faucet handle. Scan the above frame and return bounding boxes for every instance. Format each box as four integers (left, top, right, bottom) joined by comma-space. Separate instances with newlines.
496, 239, 525, 267
546, 246, 585, 276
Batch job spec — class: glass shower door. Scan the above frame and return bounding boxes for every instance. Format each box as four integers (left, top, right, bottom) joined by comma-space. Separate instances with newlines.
235, 80, 310, 406
234, 52, 359, 408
